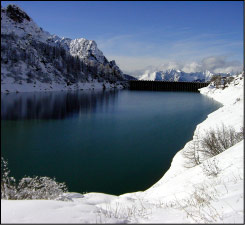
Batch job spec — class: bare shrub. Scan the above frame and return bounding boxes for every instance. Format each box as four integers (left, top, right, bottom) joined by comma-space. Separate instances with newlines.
1, 157, 68, 200
97, 199, 151, 222
16, 176, 68, 200
182, 132, 202, 168
200, 124, 243, 158
172, 183, 222, 223
201, 158, 221, 177
226, 76, 234, 84
210, 75, 235, 89
210, 75, 222, 88
183, 124, 243, 168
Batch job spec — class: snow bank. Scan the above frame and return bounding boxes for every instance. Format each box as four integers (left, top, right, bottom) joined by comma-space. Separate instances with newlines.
1, 78, 125, 93
1, 193, 118, 223
1, 74, 243, 223
130, 73, 244, 222
146, 74, 243, 186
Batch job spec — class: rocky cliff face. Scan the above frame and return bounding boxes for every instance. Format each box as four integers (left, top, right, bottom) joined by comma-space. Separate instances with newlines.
1, 4, 125, 92
50, 36, 108, 65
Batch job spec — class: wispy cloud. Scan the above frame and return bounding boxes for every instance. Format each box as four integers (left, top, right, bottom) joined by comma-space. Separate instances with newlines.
95, 29, 243, 75
109, 55, 242, 77
96, 33, 160, 57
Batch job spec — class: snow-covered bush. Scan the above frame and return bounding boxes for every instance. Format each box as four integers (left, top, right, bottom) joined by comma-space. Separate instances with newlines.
1, 157, 17, 199
201, 158, 220, 177
16, 176, 68, 200
183, 124, 243, 168
210, 75, 222, 88
1, 157, 68, 200
225, 76, 234, 85
210, 75, 239, 89
201, 124, 243, 158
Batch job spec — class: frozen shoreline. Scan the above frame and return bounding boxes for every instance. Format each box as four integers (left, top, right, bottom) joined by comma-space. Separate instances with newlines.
1, 78, 126, 93
1, 74, 244, 223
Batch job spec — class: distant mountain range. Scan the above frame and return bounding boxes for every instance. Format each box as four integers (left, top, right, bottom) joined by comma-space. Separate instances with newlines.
139, 69, 231, 82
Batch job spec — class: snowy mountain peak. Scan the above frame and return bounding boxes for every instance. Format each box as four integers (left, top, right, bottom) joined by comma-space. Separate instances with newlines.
48, 35, 108, 65
1, 4, 126, 93
1, 4, 112, 67
139, 69, 218, 82
70, 38, 106, 64
4, 4, 30, 23
1, 4, 51, 42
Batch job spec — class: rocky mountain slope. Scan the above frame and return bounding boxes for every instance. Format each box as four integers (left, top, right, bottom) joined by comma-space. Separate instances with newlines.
123, 74, 138, 80
1, 4, 126, 93
139, 69, 231, 82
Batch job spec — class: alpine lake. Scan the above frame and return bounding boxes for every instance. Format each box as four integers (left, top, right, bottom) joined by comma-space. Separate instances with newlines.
1, 89, 221, 195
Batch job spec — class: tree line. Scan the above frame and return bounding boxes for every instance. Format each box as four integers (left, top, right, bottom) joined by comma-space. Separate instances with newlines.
1, 33, 124, 85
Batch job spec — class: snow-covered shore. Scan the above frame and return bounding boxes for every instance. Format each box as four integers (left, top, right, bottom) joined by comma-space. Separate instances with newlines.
1, 74, 244, 223
1, 77, 125, 93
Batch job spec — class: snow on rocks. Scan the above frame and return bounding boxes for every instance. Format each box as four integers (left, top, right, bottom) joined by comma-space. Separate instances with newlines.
139, 69, 216, 82
1, 4, 125, 93
1, 4, 51, 42
70, 39, 106, 64
51, 36, 107, 64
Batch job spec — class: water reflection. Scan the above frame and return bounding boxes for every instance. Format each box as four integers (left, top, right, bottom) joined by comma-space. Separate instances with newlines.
1, 90, 119, 120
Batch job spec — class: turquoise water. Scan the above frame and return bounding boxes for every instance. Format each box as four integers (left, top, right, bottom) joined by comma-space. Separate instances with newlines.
1, 90, 221, 195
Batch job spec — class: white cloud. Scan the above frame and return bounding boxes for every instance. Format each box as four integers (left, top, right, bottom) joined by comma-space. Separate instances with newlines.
109, 55, 242, 77
95, 31, 243, 76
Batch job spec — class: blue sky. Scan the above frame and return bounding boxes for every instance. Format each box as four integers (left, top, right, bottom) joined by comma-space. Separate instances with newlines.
2, 1, 244, 74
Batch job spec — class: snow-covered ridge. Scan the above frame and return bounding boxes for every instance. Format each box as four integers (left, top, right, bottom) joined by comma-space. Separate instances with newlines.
2, 74, 243, 223
1, 4, 125, 93
1, 4, 51, 42
139, 69, 230, 82
51, 36, 107, 64
1, 4, 109, 64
